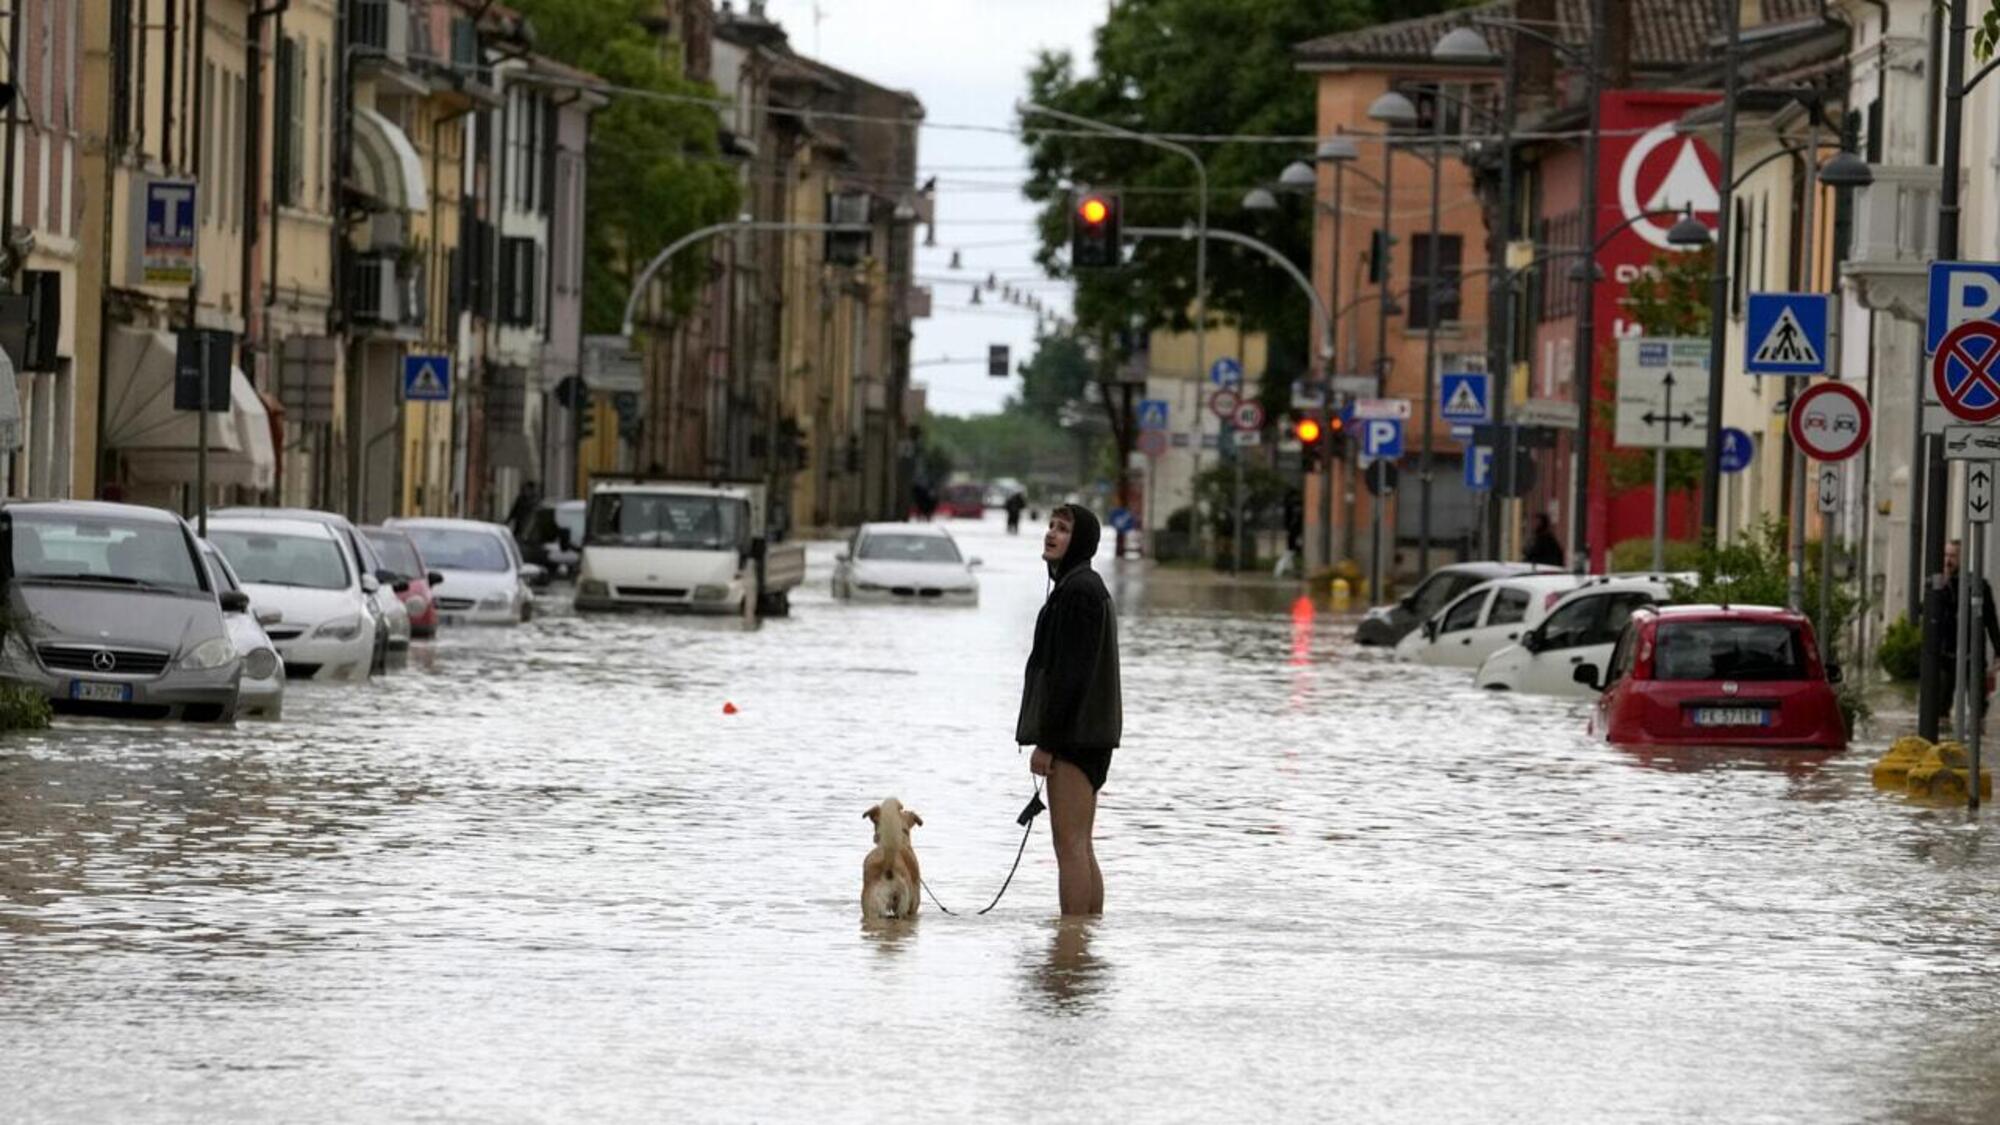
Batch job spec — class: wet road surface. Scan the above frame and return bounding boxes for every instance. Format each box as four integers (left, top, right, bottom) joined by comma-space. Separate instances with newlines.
5, 514, 2000, 1122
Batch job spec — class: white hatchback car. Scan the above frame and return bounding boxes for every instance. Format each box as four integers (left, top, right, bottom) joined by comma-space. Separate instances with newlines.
1395, 573, 1585, 669
1474, 575, 1681, 696
205, 516, 381, 682
199, 540, 285, 719
831, 522, 980, 605
386, 518, 537, 625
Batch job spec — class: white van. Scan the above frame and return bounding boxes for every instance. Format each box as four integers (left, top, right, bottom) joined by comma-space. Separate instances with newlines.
573, 479, 806, 616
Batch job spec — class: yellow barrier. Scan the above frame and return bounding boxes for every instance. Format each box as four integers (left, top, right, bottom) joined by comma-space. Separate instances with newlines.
1330, 577, 1352, 612
1875, 736, 1993, 800
1872, 735, 1933, 790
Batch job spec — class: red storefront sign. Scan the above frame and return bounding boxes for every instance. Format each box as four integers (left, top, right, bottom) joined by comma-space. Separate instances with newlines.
1586, 90, 1721, 570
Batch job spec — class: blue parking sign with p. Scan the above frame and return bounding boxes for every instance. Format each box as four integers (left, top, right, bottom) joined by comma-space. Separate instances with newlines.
1928, 262, 2000, 352
1465, 445, 1494, 490
1361, 418, 1403, 459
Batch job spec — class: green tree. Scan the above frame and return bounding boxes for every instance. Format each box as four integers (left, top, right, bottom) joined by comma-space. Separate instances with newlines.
508, 0, 741, 333
1013, 333, 1094, 425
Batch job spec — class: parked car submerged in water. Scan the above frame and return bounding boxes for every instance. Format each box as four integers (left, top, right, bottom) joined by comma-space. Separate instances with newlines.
1474, 575, 1682, 696
206, 516, 381, 682
387, 517, 537, 625
1394, 574, 1584, 668
0, 500, 244, 722
1578, 605, 1846, 750
1354, 561, 1565, 646
213, 506, 410, 666
363, 525, 443, 639
199, 540, 285, 719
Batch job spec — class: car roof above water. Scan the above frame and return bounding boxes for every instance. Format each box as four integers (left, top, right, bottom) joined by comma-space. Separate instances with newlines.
206, 515, 343, 541
4, 499, 187, 526
385, 517, 508, 535
857, 522, 955, 538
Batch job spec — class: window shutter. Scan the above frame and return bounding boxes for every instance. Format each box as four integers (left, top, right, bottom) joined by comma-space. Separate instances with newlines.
273, 40, 295, 204
540, 99, 557, 218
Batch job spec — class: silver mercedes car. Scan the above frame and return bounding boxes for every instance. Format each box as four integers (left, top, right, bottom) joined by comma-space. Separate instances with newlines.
0, 501, 245, 722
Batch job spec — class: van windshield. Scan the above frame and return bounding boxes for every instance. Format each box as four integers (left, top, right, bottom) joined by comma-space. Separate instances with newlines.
587, 493, 744, 550
7, 511, 205, 593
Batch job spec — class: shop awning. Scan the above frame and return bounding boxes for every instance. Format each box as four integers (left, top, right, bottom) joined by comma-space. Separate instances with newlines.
350, 107, 429, 212
103, 325, 276, 490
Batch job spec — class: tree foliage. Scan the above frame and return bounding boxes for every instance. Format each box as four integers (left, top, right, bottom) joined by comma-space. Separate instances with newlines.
925, 410, 1088, 487
1013, 332, 1095, 425
508, 0, 741, 334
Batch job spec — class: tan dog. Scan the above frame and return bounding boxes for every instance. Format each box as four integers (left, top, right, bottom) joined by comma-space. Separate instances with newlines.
861, 798, 924, 919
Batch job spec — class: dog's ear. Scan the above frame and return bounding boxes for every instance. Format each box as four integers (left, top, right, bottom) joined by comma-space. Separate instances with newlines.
863, 804, 881, 824
904, 809, 923, 830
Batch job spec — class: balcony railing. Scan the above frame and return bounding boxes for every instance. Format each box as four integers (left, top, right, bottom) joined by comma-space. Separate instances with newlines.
349, 254, 426, 329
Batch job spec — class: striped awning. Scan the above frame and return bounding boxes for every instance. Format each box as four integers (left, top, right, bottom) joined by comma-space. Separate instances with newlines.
350, 107, 428, 212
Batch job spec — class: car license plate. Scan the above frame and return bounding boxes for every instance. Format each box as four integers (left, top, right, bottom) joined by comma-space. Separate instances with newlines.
69, 680, 133, 703
1692, 707, 1769, 727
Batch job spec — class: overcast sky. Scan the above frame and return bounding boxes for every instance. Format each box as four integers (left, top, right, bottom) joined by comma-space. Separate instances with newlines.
763, 0, 1100, 417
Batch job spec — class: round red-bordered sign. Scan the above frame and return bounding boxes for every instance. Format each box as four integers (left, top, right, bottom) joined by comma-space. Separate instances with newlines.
1138, 430, 1169, 458
1787, 381, 1871, 462
1933, 319, 2000, 424
1208, 388, 1241, 420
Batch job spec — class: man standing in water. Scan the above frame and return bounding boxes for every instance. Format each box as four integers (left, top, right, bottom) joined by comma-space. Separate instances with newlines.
1017, 504, 1122, 915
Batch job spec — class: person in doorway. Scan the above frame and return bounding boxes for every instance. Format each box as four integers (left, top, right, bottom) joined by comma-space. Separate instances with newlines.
1004, 491, 1027, 534
506, 480, 542, 541
1524, 514, 1565, 568
1017, 504, 1122, 917
1925, 538, 2000, 722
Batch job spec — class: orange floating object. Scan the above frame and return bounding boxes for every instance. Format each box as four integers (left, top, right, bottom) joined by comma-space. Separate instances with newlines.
723, 702, 739, 715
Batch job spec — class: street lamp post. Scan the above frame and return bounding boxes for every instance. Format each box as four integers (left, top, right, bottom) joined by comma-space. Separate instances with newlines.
1017, 101, 1209, 558
1697, 0, 1744, 545
1366, 91, 1418, 599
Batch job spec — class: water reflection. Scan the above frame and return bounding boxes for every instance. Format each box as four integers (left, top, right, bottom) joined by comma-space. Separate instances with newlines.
1025, 918, 1106, 1012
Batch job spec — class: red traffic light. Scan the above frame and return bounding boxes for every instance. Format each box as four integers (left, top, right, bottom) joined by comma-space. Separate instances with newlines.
1295, 418, 1323, 444
1078, 196, 1110, 225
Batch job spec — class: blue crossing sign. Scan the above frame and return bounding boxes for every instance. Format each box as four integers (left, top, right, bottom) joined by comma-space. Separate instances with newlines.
1719, 426, 1754, 473
403, 354, 453, 402
1439, 371, 1491, 424
1361, 418, 1403, 460
1136, 398, 1169, 431
1745, 293, 1831, 376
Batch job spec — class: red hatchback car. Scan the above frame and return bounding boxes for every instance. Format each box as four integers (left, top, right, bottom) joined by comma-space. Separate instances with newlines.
1578, 605, 1847, 749
362, 526, 442, 639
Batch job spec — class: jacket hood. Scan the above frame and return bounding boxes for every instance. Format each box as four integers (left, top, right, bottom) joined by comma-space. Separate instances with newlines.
1049, 503, 1101, 581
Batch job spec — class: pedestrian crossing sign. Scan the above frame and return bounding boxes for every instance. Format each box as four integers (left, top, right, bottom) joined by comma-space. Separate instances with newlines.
1745, 293, 1831, 376
1439, 371, 1490, 424
403, 354, 452, 402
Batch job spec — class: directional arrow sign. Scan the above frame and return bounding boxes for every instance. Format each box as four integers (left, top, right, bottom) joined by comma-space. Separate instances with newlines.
1817, 465, 1840, 514
1616, 337, 1709, 449
1973, 462, 1996, 524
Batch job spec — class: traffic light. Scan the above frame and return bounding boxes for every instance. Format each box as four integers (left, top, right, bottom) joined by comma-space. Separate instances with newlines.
578, 399, 596, 440
1325, 412, 1347, 455
1070, 190, 1121, 269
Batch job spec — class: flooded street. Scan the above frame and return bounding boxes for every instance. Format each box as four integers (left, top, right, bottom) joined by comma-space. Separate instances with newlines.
6, 514, 2000, 1122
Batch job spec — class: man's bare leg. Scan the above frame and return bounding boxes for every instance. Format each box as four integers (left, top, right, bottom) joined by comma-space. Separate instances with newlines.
1047, 757, 1102, 916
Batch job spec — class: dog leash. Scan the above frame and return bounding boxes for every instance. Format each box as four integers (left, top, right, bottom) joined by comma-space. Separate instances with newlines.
919, 781, 1045, 917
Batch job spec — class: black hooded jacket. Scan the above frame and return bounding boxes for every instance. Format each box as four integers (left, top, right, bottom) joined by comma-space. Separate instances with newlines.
1015, 505, 1122, 751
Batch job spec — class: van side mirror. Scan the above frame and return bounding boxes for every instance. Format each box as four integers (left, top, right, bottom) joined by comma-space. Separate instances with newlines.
1572, 663, 1602, 691
219, 590, 251, 614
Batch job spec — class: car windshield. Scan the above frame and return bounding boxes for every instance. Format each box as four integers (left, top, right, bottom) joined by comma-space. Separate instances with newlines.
1653, 620, 1807, 681
209, 530, 352, 590
587, 493, 744, 550
364, 531, 424, 577
401, 526, 511, 572
6, 511, 205, 593
858, 534, 962, 563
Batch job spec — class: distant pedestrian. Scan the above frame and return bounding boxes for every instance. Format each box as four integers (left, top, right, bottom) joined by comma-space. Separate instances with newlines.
1524, 514, 1564, 568
1005, 492, 1027, 534
1925, 538, 2000, 723
913, 483, 938, 522
1017, 504, 1121, 917
506, 480, 542, 541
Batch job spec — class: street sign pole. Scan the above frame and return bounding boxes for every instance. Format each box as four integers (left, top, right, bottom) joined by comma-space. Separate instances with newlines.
1371, 464, 1385, 601
1974, 517, 1986, 810
191, 270, 207, 538
1818, 464, 1839, 666
1958, 472, 1975, 742
1790, 378, 1808, 611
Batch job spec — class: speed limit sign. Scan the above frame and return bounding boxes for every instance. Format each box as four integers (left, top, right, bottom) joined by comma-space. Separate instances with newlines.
1233, 401, 1265, 431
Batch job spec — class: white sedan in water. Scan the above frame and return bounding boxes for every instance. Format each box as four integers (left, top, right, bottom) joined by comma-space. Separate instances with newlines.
386, 517, 538, 625
832, 523, 980, 605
